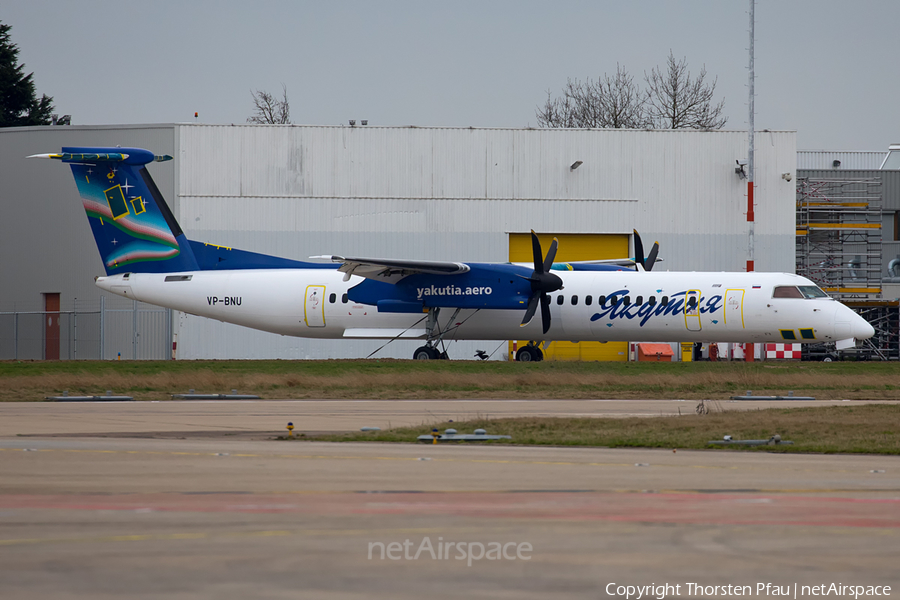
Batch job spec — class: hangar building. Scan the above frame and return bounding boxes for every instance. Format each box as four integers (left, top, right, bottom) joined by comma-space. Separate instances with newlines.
0, 124, 797, 360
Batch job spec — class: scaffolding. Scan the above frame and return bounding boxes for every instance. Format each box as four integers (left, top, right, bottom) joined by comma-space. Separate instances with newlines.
796, 177, 883, 298
841, 300, 900, 360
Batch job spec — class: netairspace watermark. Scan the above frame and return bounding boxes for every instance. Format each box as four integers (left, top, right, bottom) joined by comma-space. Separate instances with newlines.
606, 583, 892, 600
368, 537, 532, 567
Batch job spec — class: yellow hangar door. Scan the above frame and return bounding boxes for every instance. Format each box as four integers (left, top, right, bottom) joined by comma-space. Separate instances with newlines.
508, 232, 629, 362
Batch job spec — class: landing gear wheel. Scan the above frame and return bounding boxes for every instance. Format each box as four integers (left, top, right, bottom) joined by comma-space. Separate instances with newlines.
413, 346, 441, 360
515, 346, 544, 362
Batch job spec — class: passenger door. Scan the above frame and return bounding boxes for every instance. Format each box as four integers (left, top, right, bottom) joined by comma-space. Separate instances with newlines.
724, 289, 745, 330
304, 285, 326, 327
684, 289, 701, 332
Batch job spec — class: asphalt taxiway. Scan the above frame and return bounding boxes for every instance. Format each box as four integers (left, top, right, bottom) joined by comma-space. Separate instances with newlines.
0, 398, 884, 438
1, 400, 897, 599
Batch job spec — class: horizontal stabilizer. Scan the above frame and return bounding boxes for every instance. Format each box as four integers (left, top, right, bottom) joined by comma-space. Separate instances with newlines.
29, 152, 129, 162
29, 150, 173, 164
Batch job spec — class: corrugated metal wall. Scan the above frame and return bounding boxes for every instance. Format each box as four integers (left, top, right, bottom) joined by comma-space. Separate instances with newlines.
797, 151, 888, 170
178, 126, 796, 260
175, 125, 797, 360
798, 169, 900, 211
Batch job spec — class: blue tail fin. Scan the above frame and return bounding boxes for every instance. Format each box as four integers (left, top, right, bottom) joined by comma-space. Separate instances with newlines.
35, 147, 199, 275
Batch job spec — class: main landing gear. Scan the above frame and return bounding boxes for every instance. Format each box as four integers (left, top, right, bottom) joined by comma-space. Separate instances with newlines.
515, 342, 545, 362
412, 307, 459, 360
413, 346, 448, 360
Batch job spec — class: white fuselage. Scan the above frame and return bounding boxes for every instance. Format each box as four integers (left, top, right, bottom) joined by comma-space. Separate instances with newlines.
95, 268, 874, 346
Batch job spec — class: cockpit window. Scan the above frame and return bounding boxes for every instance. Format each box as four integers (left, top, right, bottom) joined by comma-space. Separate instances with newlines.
773, 286, 803, 298
798, 285, 829, 299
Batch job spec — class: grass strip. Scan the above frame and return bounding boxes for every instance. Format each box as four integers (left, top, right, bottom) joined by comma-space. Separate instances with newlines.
319, 404, 900, 454
1, 359, 899, 402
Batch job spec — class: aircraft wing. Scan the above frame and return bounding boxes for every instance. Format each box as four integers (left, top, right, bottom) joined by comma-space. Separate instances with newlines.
311, 255, 470, 283
564, 258, 636, 267
510, 259, 640, 271
558, 257, 663, 267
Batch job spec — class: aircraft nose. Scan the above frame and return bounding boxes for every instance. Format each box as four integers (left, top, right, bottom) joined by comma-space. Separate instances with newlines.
852, 313, 875, 340
832, 304, 874, 343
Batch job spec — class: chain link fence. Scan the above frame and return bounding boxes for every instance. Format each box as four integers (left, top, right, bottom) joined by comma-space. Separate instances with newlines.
0, 300, 171, 360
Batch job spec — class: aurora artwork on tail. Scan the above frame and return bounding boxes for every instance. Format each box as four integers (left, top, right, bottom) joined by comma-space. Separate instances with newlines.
45, 147, 200, 275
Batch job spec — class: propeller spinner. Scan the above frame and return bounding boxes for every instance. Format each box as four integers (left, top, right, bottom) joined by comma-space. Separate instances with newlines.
520, 231, 563, 334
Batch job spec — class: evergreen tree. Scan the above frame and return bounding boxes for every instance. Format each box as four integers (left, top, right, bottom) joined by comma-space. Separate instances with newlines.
0, 21, 55, 127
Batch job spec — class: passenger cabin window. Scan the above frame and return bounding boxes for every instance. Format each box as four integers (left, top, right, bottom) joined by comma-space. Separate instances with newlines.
623, 296, 631, 306
635, 296, 643, 306
557, 295, 564, 306
329, 293, 337, 303
661, 296, 668, 306
773, 286, 804, 299
585, 295, 592, 306
342, 293, 349, 304
571, 295, 578, 305
648, 296, 657, 306
598, 295, 606, 306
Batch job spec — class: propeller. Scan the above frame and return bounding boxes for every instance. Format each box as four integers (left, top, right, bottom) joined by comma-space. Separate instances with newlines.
633, 229, 659, 272
520, 230, 564, 334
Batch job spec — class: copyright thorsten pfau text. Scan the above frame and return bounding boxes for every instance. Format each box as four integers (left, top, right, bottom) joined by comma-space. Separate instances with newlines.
606, 583, 891, 599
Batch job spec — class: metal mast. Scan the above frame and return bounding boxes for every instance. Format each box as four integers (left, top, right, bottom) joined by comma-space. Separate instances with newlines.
747, 0, 755, 273
744, 0, 756, 362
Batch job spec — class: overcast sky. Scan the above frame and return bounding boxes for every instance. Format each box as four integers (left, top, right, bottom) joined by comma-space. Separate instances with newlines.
5, 0, 897, 151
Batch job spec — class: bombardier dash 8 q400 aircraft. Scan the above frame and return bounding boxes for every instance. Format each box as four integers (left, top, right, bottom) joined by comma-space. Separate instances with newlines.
32, 147, 874, 361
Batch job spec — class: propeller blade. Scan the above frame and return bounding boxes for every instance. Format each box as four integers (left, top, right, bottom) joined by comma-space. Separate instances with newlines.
540, 293, 552, 334
633, 229, 645, 271
523, 230, 563, 332
645, 242, 660, 271
530, 230, 545, 274
542, 237, 559, 274
520, 294, 539, 327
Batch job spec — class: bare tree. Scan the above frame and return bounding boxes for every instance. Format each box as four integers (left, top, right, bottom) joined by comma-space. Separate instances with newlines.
536, 65, 650, 129
536, 86, 578, 128
597, 65, 652, 129
247, 84, 291, 124
644, 51, 727, 130
536, 55, 727, 130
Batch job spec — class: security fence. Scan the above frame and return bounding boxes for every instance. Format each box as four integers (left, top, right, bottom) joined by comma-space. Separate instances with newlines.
0, 299, 171, 360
